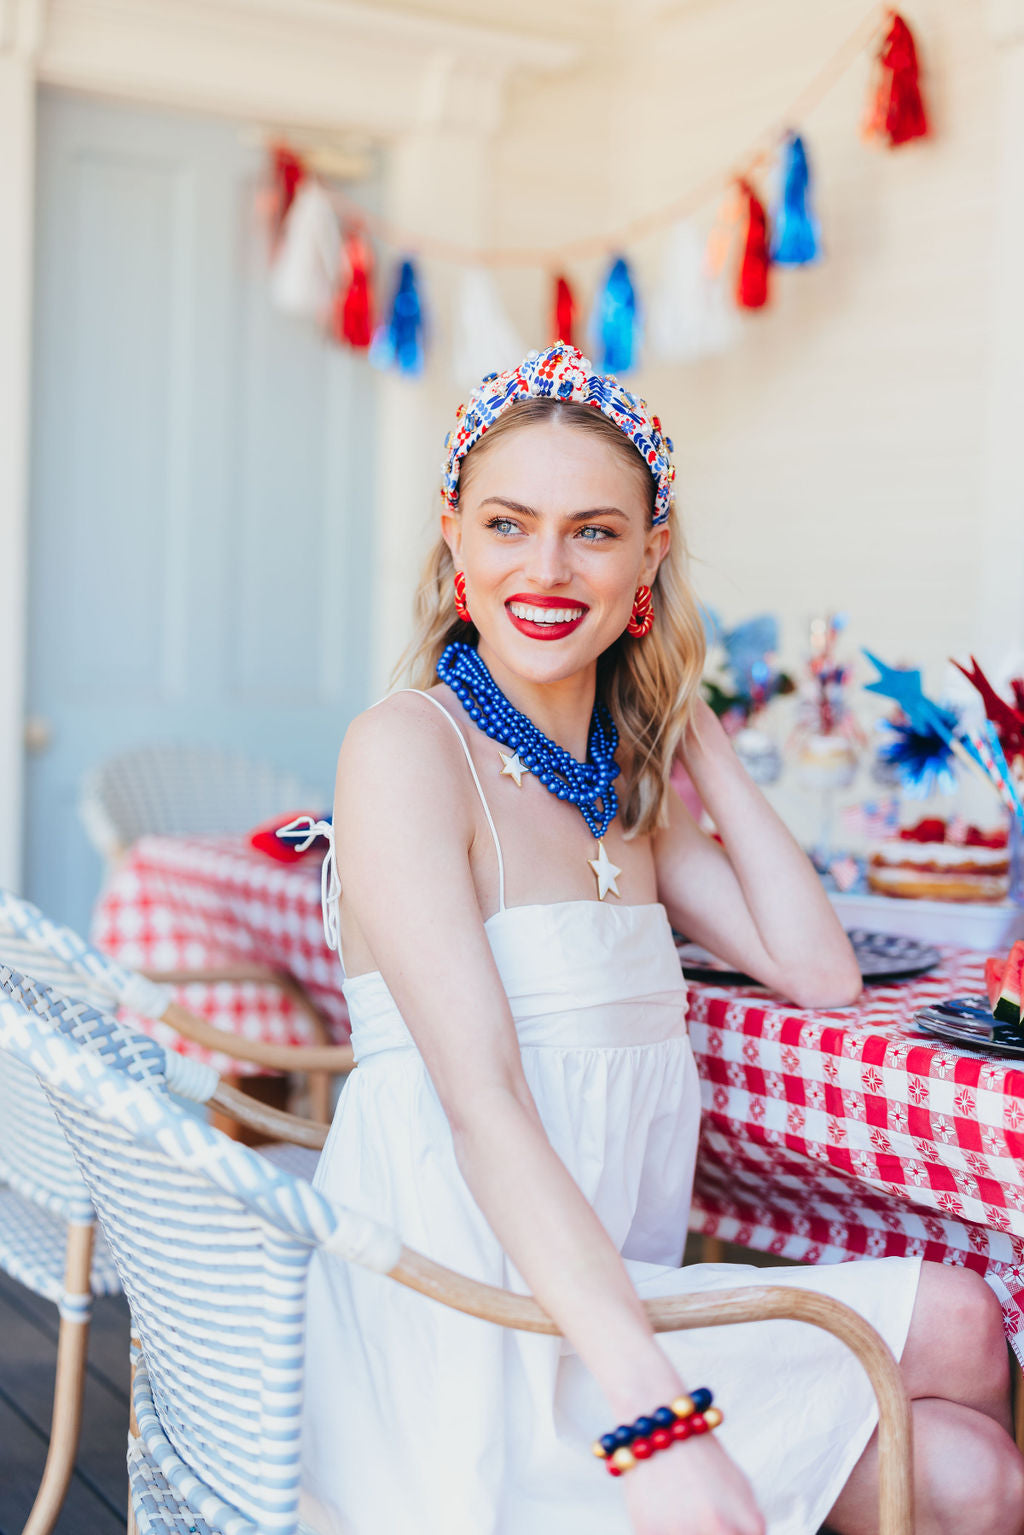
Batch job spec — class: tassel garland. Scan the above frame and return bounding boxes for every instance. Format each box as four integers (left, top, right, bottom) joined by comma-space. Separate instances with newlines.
260, 3, 934, 377
552, 274, 576, 347
863, 12, 928, 148
333, 231, 374, 349
370, 258, 425, 376
735, 182, 770, 310
771, 134, 821, 267
594, 256, 639, 374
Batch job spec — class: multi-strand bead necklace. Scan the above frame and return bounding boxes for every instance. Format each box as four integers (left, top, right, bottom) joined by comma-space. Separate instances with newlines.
436, 641, 623, 899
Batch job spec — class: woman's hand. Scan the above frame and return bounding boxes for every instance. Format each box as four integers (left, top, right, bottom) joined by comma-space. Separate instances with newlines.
623, 1434, 765, 1535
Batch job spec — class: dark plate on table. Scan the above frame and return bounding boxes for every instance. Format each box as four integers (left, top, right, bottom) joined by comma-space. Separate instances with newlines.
675, 929, 941, 987
912, 997, 1024, 1059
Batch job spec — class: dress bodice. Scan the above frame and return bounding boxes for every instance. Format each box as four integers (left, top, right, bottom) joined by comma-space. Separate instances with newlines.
343, 898, 689, 1060
320, 689, 688, 1062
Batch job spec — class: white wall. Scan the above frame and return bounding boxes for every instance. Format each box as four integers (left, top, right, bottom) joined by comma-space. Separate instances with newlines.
492, 0, 1024, 701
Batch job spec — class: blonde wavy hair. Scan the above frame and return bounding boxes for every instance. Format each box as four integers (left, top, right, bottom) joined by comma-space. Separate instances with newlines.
396, 398, 707, 836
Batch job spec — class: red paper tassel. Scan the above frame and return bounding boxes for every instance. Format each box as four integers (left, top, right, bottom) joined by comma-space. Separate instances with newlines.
333, 231, 374, 349
735, 181, 770, 310
271, 144, 306, 241
552, 274, 575, 347
864, 13, 928, 148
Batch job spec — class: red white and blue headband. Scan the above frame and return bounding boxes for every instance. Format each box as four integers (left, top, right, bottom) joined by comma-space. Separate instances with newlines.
441, 343, 676, 527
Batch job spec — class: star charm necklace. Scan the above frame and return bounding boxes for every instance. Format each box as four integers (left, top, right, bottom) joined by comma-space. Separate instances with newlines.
588, 840, 622, 901
498, 750, 528, 787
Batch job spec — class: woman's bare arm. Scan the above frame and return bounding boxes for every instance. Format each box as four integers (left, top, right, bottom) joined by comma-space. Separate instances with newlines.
654, 698, 861, 1009
333, 695, 682, 1416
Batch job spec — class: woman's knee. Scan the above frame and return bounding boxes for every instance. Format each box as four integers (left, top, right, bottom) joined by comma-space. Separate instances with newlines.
903, 1264, 1009, 1406
948, 1414, 1024, 1535
902, 1402, 1024, 1535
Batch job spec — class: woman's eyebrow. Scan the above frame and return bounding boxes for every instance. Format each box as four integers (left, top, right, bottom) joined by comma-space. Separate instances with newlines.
479, 496, 628, 522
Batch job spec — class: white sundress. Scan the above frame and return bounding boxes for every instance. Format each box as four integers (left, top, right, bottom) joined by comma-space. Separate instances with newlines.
300, 693, 921, 1535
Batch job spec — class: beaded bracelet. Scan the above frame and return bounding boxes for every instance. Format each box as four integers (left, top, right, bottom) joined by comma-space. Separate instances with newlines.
592, 1389, 723, 1476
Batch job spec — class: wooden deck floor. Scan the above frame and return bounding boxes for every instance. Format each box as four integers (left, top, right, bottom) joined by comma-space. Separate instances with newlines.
0, 1269, 128, 1535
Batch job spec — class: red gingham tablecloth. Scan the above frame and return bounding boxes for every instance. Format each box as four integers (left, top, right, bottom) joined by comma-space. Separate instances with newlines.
93, 835, 1024, 1358
92, 834, 347, 1077
687, 958, 1024, 1364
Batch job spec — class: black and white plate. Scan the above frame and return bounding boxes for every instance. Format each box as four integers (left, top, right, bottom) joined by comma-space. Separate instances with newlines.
912, 997, 1024, 1060
675, 929, 941, 987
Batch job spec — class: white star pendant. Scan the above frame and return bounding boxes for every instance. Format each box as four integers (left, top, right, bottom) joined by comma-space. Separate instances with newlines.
498, 751, 528, 787
588, 840, 621, 901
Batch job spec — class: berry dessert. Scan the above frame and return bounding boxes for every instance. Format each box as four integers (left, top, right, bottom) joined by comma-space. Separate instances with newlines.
866, 817, 1010, 903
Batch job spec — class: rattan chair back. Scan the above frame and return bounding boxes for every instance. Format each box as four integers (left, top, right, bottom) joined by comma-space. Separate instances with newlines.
79, 744, 325, 862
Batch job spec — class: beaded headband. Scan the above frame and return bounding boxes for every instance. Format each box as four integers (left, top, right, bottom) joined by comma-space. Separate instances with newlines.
441, 342, 676, 527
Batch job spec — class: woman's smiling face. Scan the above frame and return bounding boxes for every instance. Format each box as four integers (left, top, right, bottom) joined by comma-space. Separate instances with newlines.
443, 420, 669, 689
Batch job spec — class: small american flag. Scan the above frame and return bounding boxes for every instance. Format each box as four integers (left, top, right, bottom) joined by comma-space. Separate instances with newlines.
841, 798, 900, 840
841, 803, 867, 838
829, 856, 861, 892
946, 814, 969, 845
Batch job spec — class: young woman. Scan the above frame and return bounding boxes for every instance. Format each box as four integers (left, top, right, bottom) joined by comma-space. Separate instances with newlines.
300, 344, 1023, 1535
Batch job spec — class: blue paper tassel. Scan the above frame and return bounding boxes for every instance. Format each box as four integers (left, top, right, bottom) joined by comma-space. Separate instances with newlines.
370, 258, 424, 375
771, 134, 821, 267
596, 256, 638, 374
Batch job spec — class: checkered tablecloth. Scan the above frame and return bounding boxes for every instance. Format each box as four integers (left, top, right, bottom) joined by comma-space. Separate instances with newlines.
686, 955, 1024, 1363
92, 834, 346, 1077
93, 835, 1024, 1356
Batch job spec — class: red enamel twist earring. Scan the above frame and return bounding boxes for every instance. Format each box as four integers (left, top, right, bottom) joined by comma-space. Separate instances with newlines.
453, 570, 473, 623
627, 583, 654, 638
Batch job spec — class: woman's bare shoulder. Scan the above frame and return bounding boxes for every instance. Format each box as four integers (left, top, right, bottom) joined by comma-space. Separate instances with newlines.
335, 688, 472, 821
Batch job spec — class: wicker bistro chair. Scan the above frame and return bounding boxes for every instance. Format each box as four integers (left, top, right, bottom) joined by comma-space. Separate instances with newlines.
0, 887, 352, 1130
79, 744, 327, 867
0, 899, 337, 1535
0, 966, 915, 1535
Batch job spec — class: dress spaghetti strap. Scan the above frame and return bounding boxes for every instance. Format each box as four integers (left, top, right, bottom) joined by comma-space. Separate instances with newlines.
391, 689, 506, 912
317, 690, 508, 963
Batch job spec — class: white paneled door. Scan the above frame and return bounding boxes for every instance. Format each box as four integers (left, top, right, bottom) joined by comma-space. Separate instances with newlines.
26, 90, 374, 930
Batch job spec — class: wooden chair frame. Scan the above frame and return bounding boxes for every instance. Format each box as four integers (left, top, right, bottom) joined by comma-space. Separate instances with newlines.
142, 962, 353, 1124
0, 975, 916, 1535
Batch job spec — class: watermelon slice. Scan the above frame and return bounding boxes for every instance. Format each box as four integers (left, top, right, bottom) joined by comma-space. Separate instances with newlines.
985, 955, 1006, 1011
993, 940, 1024, 1027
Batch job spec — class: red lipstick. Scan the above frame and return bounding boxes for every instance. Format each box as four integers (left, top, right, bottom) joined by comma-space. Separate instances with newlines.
505, 593, 589, 642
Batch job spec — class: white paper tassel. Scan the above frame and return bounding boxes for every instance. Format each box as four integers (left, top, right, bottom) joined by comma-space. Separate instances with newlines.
270, 182, 341, 321
650, 218, 740, 362
451, 269, 524, 388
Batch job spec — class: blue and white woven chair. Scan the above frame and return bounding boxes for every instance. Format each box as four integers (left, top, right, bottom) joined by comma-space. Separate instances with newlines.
79, 743, 326, 867
0, 963, 915, 1535
0, 965, 214, 1535
0, 887, 352, 1134
0, 895, 338, 1534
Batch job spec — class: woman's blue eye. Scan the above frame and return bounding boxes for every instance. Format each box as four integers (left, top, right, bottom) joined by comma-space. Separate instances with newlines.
577, 525, 614, 542
487, 517, 518, 536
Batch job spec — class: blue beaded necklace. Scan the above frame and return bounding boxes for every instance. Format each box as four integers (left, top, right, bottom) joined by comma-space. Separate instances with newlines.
437, 642, 624, 898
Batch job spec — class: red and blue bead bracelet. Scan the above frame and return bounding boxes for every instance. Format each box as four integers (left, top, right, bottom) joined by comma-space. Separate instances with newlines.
592, 1389, 723, 1476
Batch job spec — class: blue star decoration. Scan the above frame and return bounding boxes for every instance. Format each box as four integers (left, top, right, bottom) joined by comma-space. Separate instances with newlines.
862, 649, 988, 793
862, 650, 985, 769
862, 652, 935, 735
